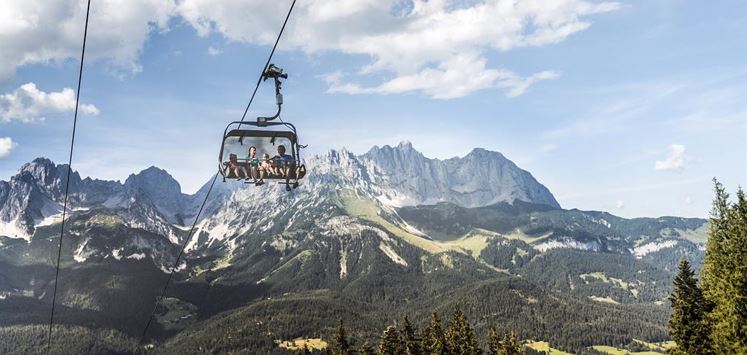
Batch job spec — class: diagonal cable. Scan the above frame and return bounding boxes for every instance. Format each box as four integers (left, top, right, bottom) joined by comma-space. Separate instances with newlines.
139, 172, 218, 343
140, 0, 296, 345
237, 0, 296, 126
47, 0, 92, 351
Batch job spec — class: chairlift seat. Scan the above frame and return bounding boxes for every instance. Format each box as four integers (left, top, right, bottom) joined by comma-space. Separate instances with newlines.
219, 121, 306, 183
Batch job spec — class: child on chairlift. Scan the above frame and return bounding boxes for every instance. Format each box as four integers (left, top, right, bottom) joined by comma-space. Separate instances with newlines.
260, 153, 276, 177
227, 153, 248, 180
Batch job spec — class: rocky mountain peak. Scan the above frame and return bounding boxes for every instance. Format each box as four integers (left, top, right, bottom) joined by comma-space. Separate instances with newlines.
125, 166, 182, 195
358, 142, 560, 208
464, 147, 503, 159
122, 166, 186, 224
16, 158, 79, 191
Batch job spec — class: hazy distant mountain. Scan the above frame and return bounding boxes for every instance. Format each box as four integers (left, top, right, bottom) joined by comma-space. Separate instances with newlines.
0, 143, 707, 354
361, 142, 560, 208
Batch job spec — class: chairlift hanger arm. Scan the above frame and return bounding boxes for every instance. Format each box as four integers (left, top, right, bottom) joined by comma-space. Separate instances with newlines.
257, 64, 287, 124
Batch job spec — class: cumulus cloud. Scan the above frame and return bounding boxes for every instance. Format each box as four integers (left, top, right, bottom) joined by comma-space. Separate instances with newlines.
0, 137, 16, 158
0, 82, 99, 123
1, 0, 618, 99
323, 54, 559, 99
177, 0, 619, 98
0, 0, 176, 80
655, 144, 687, 172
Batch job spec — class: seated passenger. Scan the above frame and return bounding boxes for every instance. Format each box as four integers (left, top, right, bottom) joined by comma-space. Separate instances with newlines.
247, 146, 263, 185
273, 145, 301, 188
260, 153, 275, 177
226, 153, 248, 180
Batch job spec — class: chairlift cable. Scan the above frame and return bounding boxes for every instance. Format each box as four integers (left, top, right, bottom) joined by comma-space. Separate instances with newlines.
238, 0, 297, 127
139, 172, 218, 343
140, 0, 297, 344
47, 0, 91, 351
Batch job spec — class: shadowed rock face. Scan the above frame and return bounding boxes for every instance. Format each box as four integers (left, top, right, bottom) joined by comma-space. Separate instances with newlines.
123, 166, 186, 224
0, 158, 79, 238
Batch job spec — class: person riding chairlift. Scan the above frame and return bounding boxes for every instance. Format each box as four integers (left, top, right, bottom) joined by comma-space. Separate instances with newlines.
226, 153, 248, 181
273, 145, 301, 190
247, 146, 264, 186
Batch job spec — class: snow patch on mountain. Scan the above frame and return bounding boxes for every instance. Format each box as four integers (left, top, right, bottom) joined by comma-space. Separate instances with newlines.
160, 261, 187, 274
74, 237, 93, 262
112, 248, 123, 260
633, 240, 678, 258
0, 218, 30, 241
339, 248, 348, 279
37, 213, 62, 227
534, 238, 601, 252
127, 253, 146, 260
379, 242, 408, 266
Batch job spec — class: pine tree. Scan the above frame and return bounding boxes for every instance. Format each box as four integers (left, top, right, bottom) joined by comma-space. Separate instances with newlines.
487, 327, 500, 355
732, 188, 747, 351
497, 331, 523, 355
400, 316, 422, 355
700, 181, 747, 353
379, 325, 403, 355
421, 312, 448, 355
331, 319, 351, 355
360, 341, 376, 355
445, 305, 481, 355
700, 179, 728, 354
668, 258, 709, 355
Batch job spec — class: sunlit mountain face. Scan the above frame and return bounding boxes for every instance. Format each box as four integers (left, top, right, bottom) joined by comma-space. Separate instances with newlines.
0, 144, 706, 353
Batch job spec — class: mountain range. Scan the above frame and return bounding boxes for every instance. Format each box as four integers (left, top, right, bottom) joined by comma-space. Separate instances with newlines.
0, 142, 707, 354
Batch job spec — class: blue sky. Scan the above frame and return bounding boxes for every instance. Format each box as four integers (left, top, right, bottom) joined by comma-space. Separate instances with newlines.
1, 0, 745, 218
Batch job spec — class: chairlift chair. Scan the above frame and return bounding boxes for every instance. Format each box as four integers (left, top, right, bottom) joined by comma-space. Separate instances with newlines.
217, 64, 306, 191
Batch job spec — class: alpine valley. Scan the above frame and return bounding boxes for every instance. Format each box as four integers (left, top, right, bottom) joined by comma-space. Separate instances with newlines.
0, 142, 707, 354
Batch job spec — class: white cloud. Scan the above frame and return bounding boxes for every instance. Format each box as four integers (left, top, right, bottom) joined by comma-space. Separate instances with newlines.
324, 54, 559, 99
0, 137, 16, 158
615, 200, 625, 209
0, 82, 99, 123
655, 144, 686, 172
207, 46, 222, 56
0, 0, 176, 80
177, 0, 619, 98
685, 196, 693, 205
1, 1, 618, 98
